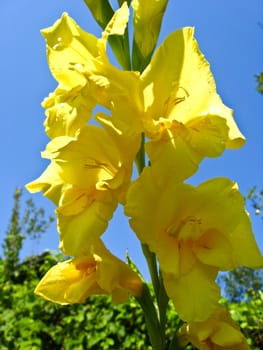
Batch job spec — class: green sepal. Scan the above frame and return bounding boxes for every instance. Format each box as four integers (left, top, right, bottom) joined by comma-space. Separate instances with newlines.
118, 0, 132, 6
132, 39, 153, 72
126, 249, 144, 280
108, 30, 131, 70
83, 0, 131, 70
83, 0, 114, 29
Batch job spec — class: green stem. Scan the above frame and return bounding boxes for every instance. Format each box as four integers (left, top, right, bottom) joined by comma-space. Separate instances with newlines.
141, 243, 160, 301
158, 272, 169, 343
135, 133, 168, 349
135, 134, 161, 300
168, 335, 182, 350
136, 284, 164, 350
135, 133, 145, 174
168, 319, 185, 350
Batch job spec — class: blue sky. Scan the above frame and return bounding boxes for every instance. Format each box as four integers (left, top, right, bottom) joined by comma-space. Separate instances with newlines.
0, 0, 262, 278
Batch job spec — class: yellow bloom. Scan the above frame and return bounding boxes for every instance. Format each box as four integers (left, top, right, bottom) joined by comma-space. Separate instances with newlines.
125, 167, 263, 321
132, 0, 169, 59
140, 27, 245, 181
42, 84, 96, 139
41, 12, 99, 89
26, 162, 64, 206
41, 10, 142, 138
27, 117, 140, 256
35, 240, 142, 304
179, 305, 250, 350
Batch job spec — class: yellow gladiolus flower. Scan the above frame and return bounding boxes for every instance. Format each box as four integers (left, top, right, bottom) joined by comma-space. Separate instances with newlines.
125, 167, 263, 321
35, 240, 142, 305
140, 27, 245, 181
26, 162, 65, 206
42, 84, 96, 139
41, 12, 99, 89
178, 305, 250, 350
27, 117, 140, 256
41, 10, 142, 138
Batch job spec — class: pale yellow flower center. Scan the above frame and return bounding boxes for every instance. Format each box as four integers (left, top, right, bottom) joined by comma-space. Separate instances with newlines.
167, 216, 202, 241
84, 158, 117, 178
75, 260, 97, 277
163, 86, 190, 119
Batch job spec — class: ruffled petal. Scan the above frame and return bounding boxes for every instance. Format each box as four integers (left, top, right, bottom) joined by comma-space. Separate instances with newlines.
163, 263, 220, 322
194, 229, 234, 270
26, 162, 64, 205
41, 13, 99, 88
178, 306, 250, 350
58, 190, 117, 256
140, 27, 245, 174
42, 84, 95, 139
35, 240, 142, 304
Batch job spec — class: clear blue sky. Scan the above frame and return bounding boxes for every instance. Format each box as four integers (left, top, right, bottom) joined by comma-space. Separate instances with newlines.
0, 0, 262, 278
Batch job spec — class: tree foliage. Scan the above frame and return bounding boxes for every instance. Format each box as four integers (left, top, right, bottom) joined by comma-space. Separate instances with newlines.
246, 187, 263, 219
0, 250, 178, 350
218, 267, 263, 303
256, 73, 263, 94
2, 188, 54, 279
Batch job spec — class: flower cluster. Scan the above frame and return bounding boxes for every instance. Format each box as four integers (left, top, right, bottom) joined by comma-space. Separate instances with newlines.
27, 1, 263, 349
27, 5, 143, 304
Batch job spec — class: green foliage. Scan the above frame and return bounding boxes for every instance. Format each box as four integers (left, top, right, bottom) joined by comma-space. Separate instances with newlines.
2, 188, 54, 279
0, 189, 262, 349
217, 266, 263, 349
222, 291, 263, 349
1, 250, 263, 349
256, 73, 263, 94
218, 267, 263, 303
0, 249, 181, 349
246, 187, 263, 218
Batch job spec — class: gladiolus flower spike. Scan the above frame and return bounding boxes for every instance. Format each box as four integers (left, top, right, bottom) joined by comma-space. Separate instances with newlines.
27, 2, 263, 350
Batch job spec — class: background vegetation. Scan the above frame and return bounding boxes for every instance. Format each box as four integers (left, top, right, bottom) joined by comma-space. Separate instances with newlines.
0, 189, 262, 349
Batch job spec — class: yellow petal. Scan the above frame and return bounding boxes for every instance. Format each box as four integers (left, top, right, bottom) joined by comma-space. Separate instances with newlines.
194, 229, 234, 270
180, 306, 250, 350
26, 162, 64, 205
34, 257, 103, 304
186, 115, 229, 158
189, 178, 242, 233
102, 2, 129, 39
178, 241, 197, 276
205, 94, 245, 149
41, 13, 99, 87
146, 122, 203, 181
125, 167, 190, 254
230, 213, 263, 268
195, 178, 263, 269
141, 27, 216, 125
43, 125, 129, 191
211, 322, 243, 346
96, 2, 130, 70
126, 172, 263, 276
95, 113, 141, 166
141, 27, 245, 152
42, 84, 95, 139
58, 190, 117, 256
35, 240, 142, 304
163, 263, 220, 322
